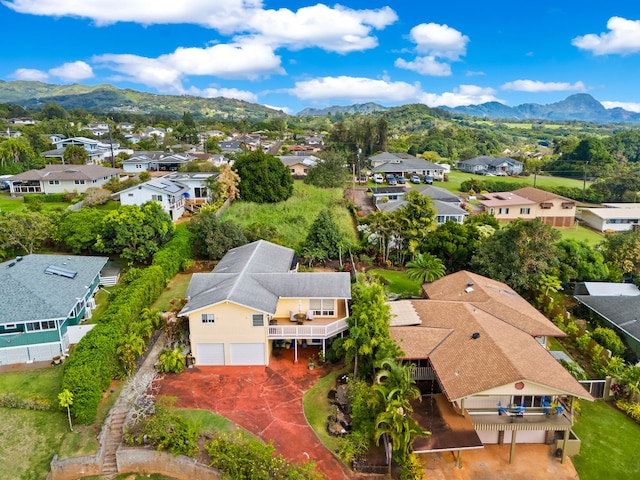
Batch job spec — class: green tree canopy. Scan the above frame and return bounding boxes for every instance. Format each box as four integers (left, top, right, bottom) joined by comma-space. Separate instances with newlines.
57, 209, 108, 254
304, 149, 350, 188
405, 253, 446, 284
96, 202, 173, 263
555, 239, 609, 282
600, 230, 640, 281
471, 218, 561, 292
304, 209, 343, 259
0, 210, 53, 255
63, 145, 89, 165
233, 151, 293, 203
188, 209, 248, 260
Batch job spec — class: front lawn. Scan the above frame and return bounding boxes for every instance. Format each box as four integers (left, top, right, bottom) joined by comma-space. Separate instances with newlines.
557, 224, 604, 246
442, 171, 589, 195
151, 272, 193, 312
369, 269, 422, 298
572, 400, 640, 480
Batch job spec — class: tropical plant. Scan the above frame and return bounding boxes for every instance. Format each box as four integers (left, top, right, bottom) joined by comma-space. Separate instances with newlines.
405, 253, 446, 284
58, 389, 74, 432
157, 347, 186, 374
116, 332, 146, 376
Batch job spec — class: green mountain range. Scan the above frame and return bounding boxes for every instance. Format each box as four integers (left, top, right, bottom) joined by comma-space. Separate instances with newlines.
0, 80, 287, 121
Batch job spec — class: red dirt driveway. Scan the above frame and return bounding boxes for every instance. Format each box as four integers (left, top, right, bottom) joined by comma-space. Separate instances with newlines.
157, 347, 352, 479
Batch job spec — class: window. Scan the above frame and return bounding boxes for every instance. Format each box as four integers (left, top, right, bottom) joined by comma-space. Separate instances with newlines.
152, 195, 163, 202
290, 168, 295, 173
309, 299, 335, 316
4, 323, 16, 330
520, 207, 531, 214
74, 180, 85, 185
252, 314, 264, 327
498, 207, 510, 214
26, 322, 41, 331
48, 180, 60, 185
41, 320, 56, 330
489, 208, 495, 215
135, 164, 142, 169
201, 313, 215, 323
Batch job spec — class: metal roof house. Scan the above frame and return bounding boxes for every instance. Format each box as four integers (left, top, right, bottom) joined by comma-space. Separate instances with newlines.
0, 254, 109, 365
116, 177, 191, 220
179, 240, 351, 366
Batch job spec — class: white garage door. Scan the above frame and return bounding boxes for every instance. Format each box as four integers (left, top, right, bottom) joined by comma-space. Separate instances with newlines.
229, 343, 265, 365
196, 343, 225, 365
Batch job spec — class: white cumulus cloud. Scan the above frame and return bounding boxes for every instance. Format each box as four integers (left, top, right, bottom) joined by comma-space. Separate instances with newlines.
395, 56, 451, 76
10, 68, 49, 81
94, 42, 284, 93
419, 85, 501, 108
49, 61, 94, 81
409, 23, 469, 60
601, 101, 640, 113
572, 17, 640, 55
501, 80, 587, 92
4, 1, 396, 53
186, 86, 258, 103
289, 76, 423, 103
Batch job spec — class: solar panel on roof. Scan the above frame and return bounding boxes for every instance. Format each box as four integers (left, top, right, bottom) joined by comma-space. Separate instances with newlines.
45, 265, 78, 279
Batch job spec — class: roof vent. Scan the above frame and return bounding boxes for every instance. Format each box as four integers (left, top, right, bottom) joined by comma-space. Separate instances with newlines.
465, 286, 474, 293
16, 256, 23, 262
471, 332, 481, 340
7, 261, 16, 267
467, 281, 474, 287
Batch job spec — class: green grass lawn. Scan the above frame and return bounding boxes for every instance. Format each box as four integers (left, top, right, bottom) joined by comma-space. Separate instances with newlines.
0, 367, 100, 480
557, 224, 604, 246
368, 269, 422, 298
441, 171, 589, 195
221, 181, 357, 250
151, 272, 193, 312
572, 400, 640, 480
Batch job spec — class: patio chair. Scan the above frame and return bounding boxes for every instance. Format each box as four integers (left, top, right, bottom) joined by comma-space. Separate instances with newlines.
290, 311, 296, 322
306, 310, 314, 321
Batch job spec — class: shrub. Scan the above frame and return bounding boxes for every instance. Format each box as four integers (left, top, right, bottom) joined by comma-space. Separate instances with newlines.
82, 187, 112, 207
615, 400, 640, 423
157, 348, 186, 374
576, 333, 591, 354
591, 327, 626, 357
0, 392, 51, 411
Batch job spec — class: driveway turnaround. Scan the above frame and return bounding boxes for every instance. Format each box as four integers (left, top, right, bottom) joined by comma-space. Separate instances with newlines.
157, 348, 352, 479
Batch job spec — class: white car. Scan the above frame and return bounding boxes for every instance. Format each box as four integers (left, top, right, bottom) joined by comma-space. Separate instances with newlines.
372, 174, 384, 184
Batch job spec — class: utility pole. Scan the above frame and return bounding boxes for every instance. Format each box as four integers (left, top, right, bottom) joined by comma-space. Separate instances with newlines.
107, 119, 115, 168
582, 160, 589, 202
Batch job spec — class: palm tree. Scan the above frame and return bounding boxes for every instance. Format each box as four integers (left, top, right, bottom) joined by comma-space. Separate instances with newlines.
374, 399, 426, 462
374, 358, 421, 403
58, 389, 74, 432
117, 332, 146, 376
405, 253, 446, 284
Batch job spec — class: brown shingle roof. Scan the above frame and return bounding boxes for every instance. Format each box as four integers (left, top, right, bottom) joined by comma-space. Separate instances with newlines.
422, 270, 564, 337
10, 164, 121, 181
511, 186, 576, 205
390, 299, 591, 402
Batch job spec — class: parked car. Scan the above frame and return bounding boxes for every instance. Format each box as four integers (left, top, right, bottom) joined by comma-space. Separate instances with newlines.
372, 174, 384, 184
423, 175, 433, 184
410, 175, 421, 184
387, 176, 398, 185
495, 171, 507, 176
396, 175, 406, 184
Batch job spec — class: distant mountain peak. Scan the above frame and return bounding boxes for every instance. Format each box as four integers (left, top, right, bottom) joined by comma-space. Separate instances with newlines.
441, 93, 639, 124
296, 102, 388, 116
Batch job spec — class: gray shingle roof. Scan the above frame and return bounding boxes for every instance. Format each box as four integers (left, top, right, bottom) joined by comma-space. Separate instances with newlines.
180, 240, 351, 315
0, 254, 108, 324
9, 164, 121, 181
575, 295, 640, 343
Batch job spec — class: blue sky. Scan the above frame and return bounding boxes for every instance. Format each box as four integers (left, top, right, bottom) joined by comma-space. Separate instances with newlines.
2, 1, 640, 114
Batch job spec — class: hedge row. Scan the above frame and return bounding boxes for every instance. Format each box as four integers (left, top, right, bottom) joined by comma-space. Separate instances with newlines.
23, 193, 70, 203
61, 224, 194, 424
0, 392, 51, 411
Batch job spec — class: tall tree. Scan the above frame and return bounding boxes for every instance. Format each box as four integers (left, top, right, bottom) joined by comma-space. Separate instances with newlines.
304, 149, 350, 188
58, 389, 74, 432
63, 145, 89, 165
188, 209, 248, 260
471, 218, 561, 292
304, 209, 344, 259
233, 151, 293, 203
0, 211, 53, 255
600, 230, 640, 282
0, 137, 35, 171
555, 239, 609, 282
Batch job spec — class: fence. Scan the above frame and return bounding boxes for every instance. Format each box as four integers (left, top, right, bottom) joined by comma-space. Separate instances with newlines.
579, 379, 609, 399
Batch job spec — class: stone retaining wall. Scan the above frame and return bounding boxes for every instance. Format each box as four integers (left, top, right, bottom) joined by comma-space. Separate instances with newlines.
117, 447, 222, 479
47, 454, 101, 480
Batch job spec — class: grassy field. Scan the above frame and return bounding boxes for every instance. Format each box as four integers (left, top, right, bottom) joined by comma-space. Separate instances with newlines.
0, 367, 101, 480
0, 192, 71, 213
151, 272, 193, 312
440, 171, 589, 195
572, 400, 640, 480
557, 224, 604, 246
221, 181, 357, 250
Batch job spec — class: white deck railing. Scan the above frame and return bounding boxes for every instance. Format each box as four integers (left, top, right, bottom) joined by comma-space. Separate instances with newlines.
268, 318, 348, 339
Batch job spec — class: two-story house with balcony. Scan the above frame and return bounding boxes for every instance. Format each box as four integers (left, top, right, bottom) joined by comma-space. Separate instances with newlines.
179, 240, 351, 366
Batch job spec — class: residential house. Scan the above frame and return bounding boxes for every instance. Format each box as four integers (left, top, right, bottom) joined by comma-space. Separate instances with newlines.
369, 152, 445, 180
179, 240, 351, 366
479, 191, 537, 222
9, 118, 37, 125
120, 151, 197, 173
277, 155, 318, 177
0, 254, 109, 365
578, 204, 640, 232
574, 282, 640, 357
8, 164, 121, 195
376, 185, 468, 225
218, 141, 243, 153
47, 136, 119, 164
162, 171, 218, 211
116, 177, 190, 220
388, 271, 592, 464
458, 156, 524, 176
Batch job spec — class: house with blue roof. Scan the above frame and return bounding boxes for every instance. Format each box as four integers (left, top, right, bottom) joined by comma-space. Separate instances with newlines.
0, 254, 109, 365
